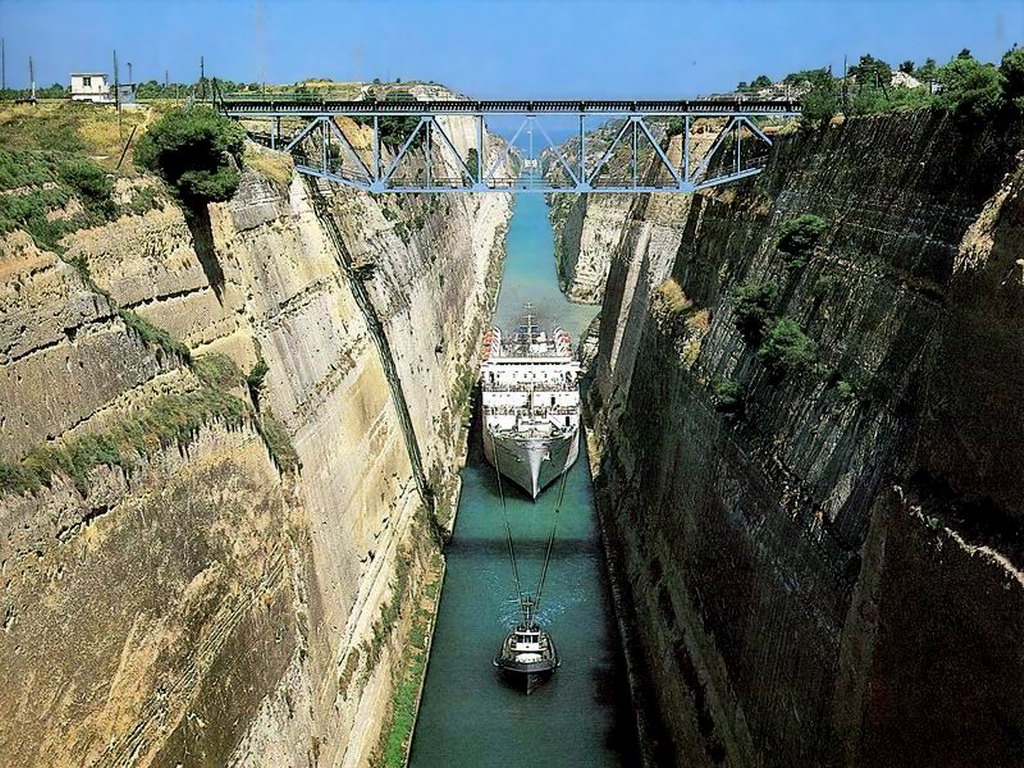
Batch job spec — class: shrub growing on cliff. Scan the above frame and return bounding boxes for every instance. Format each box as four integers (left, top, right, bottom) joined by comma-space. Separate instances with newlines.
935, 55, 1006, 123
58, 157, 116, 218
757, 317, 819, 379
654, 277, 692, 315
246, 358, 270, 405
778, 214, 828, 268
713, 379, 746, 417
134, 106, 246, 204
733, 281, 779, 343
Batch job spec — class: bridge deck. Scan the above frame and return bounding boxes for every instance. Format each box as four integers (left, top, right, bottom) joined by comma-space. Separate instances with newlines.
219, 99, 801, 116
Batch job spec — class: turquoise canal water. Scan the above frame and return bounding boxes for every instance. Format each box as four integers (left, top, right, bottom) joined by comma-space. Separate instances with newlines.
409, 195, 637, 767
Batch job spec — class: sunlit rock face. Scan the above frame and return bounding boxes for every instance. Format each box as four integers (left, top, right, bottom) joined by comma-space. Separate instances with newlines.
0, 125, 512, 765
587, 112, 1024, 767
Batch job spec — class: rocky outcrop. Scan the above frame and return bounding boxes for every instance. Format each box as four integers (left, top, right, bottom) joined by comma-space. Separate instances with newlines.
587, 111, 1024, 766
0, 130, 511, 765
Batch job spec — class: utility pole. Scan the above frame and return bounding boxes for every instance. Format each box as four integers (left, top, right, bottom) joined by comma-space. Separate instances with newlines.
29, 56, 36, 102
113, 49, 122, 140
2, 38, 6, 92
127, 61, 132, 85
842, 55, 848, 114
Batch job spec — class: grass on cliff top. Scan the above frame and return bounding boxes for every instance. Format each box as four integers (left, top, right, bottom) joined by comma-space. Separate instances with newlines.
0, 353, 300, 498
0, 101, 150, 166
0, 102, 173, 252
244, 144, 294, 193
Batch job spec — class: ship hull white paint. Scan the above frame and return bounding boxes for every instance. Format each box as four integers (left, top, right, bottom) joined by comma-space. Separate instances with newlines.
483, 428, 580, 500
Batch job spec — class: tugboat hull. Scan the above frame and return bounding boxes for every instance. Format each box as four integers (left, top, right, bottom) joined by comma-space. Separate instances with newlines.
494, 659, 557, 695
493, 632, 559, 695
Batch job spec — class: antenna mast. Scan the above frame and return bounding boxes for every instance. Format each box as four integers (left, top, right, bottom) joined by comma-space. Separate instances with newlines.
113, 49, 121, 139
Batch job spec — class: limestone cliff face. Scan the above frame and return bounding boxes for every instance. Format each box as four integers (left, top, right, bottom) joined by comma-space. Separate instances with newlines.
0, 140, 511, 766
547, 124, 719, 305
549, 193, 632, 303
587, 112, 1024, 766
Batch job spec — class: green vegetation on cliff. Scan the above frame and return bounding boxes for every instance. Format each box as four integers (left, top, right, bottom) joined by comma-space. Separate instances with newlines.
0, 348, 299, 496
732, 281, 779, 343
0, 384, 248, 496
134, 106, 246, 203
784, 45, 1024, 128
713, 379, 746, 416
0, 148, 122, 251
757, 317, 819, 378
777, 213, 828, 268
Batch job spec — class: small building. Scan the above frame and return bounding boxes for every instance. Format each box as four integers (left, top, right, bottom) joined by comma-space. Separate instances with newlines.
70, 72, 112, 102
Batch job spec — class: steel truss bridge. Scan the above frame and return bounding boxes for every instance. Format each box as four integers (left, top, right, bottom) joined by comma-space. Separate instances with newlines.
219, 99, 801, 194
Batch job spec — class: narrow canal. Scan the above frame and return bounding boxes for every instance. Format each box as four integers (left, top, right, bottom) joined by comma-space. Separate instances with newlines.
409, 194, 638, 766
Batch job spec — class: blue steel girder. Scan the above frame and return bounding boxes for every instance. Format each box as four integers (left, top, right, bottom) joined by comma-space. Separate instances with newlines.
224, 99, 800, 194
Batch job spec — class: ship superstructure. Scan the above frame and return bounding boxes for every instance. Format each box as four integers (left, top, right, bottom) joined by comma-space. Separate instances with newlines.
480, 308, 581, 499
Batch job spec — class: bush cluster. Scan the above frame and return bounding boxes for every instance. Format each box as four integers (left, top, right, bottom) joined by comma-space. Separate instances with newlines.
778, 214, 828, 268
757, 317, 819, 378
134, 106, 246, 204
732, 281, 779, 343
713, 379, 746, 416
732, 281, 821, 381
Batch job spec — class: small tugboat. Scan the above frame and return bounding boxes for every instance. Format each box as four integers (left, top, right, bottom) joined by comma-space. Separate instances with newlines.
493, 597, 560, 695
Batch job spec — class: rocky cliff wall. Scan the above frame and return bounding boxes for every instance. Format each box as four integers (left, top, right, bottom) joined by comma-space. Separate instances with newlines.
587, 111, 1024, 766
0, 133, 511, 766
548, 123, 720, 304
549, 193, 633, 304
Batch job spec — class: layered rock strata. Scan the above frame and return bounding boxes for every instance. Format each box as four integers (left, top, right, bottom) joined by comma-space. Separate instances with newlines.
0, 126, 511, 766
587, 112, 1024, 766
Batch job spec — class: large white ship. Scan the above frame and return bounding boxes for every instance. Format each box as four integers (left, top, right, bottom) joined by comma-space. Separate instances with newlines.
480, 308, 582, 499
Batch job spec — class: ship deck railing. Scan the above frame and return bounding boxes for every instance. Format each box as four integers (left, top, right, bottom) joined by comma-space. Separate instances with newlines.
491, 425, 573, 439
483, 405, 579, 416
482, 382, 578, 393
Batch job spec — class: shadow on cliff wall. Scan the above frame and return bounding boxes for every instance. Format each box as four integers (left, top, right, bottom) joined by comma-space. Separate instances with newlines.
184, 206, 225, 301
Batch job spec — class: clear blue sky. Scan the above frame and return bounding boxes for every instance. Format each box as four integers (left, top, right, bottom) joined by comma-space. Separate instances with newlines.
2, 0, 1023, 97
